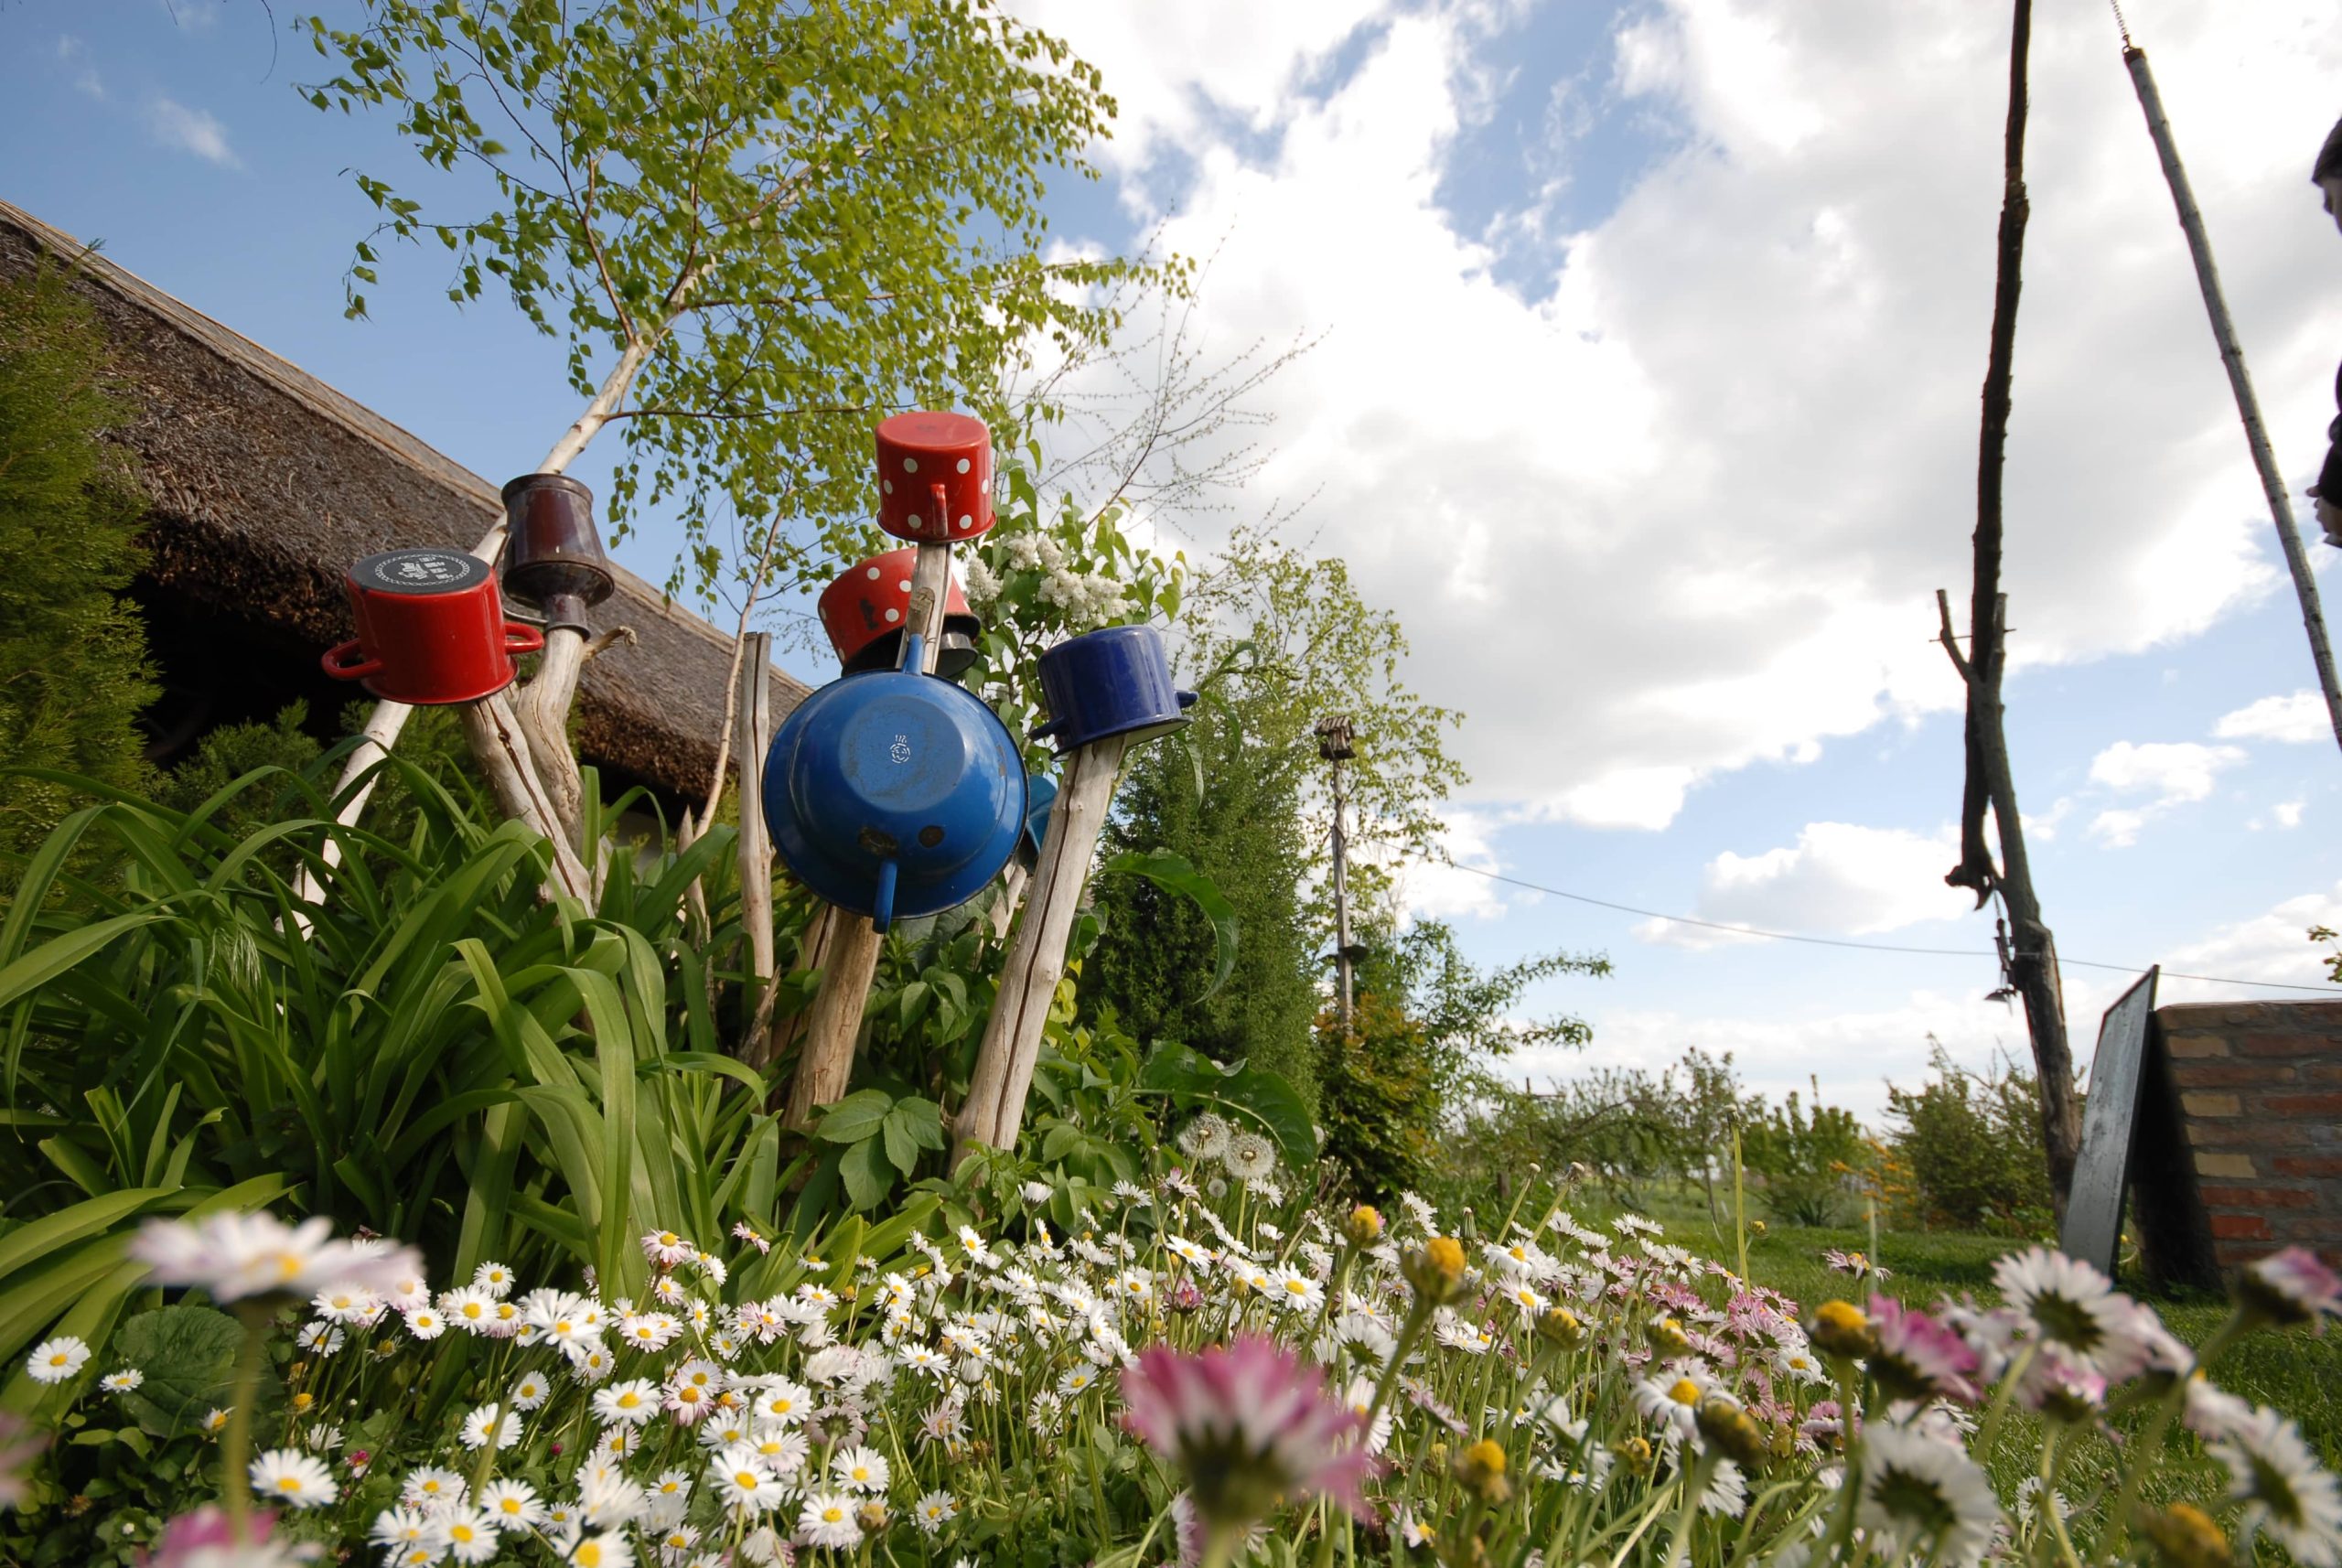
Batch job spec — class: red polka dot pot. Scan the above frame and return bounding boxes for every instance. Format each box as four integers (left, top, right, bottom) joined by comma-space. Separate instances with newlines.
818, 548, 983, 676
874, 411, 994, 542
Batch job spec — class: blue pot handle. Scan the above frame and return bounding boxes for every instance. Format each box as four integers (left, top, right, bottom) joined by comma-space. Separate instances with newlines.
1176, 690, 1198, 709
871, 858, 898, 933
897, 632, 927, 675
1029, 718, 1063, 741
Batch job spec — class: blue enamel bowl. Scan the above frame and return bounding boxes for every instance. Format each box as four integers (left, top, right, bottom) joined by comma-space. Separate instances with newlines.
1029, 625, 1197, 754
764, 639, 1026, 930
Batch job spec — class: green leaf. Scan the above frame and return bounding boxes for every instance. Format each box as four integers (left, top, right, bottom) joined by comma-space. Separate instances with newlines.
813, 1089, 894, 1145
837, 1136, 892, 1212
112, 1305, 250, 1439
1138, 1042, 1315, 1165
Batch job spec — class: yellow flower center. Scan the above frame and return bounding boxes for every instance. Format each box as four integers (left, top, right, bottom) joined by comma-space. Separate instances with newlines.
1284, 1279, 1309, 1295
576, 1547, 603, 1568
822, 1508, 844, 1524
1668, 1378, 1701, 1406
736, 1471, 758, 1487
277, 1477, 300, 1492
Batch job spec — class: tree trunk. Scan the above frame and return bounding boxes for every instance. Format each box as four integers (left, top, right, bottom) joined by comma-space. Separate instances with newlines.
1940, 0, 2082, 1222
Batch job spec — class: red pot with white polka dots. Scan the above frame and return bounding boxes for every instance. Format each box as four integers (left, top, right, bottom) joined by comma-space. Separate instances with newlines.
817, 548, 983, 676
874, 410, 994, 542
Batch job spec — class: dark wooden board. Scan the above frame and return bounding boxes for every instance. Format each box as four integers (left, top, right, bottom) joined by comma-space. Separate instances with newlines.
2060, 967, 2159, 1273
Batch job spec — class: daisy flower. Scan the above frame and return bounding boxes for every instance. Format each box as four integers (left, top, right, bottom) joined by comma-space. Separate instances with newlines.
100, 1368, 142, 1394
295, 1320, 346, 1356
131, 1212, 422, 1303
570, 1343, 616, 1382
831, 1444, 890, 1493
25, 1337, 89, 1384
620, 1312, 683, 1353
642, 1231, 694, 1268
580, 1468, 648, 1528
478, 1477, 543, 1530
747, 1423, 810, 1477
1868, 1296, 1981, 1404
911, 1490, 959, 1535
1853, 1423, 1998, 1565
568, 1532, 633, 1568
371, 1505, 435, 1550
593, 1379, 661, 1427
403, 1466, 467, 1511
732, 1221, 772, 1255
459, 1404, 521, 1451
1120, 1335, 1375, 1534
201, 1406, 231, 1435
797, 1490, 864, 1551
2240, 1247, 2342, 1331
310, 1284, 380, 1324
403, 1304, 447, 1339
710, 1445, 785, 1514
1992, 1246, 2151, 1379
430, 1505, 498, 1563
441, 1285, 498, 1336
2211, 1404, 2342, 1567
249, 1447, 339, 1509
1267, 1265, 1325, 1314
510, 1370, 553, 1410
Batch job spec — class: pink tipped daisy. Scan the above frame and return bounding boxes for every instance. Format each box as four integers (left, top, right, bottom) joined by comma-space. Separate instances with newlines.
1120, 1335, 1376, 1537
1869, 1295, 1982, 1404
2240, 1247, 2342, 1332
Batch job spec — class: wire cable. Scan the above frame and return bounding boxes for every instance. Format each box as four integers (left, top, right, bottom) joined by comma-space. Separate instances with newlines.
1423, 859, 2341, 994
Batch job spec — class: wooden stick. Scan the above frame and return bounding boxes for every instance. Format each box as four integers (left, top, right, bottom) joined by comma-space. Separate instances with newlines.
749, 898, 843, 1077
2120, 45, 2342, 756
953, 731, 1128, 1163
736, 633, 778, 1034
511, 625, 591, 850
458, 690, 592, 903
782, 538, 958, 1128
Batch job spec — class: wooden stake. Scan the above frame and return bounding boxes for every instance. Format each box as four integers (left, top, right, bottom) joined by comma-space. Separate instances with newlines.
458, 689, 592, 903
954, 731, 1129, 1163
781, 540, 957, 1128
2119, 44, 2342, 756
736, 632, 778, 1036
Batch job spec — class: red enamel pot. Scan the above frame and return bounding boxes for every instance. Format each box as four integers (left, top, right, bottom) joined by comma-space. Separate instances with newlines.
321, 547, 544, 704
875, 411, 995, 542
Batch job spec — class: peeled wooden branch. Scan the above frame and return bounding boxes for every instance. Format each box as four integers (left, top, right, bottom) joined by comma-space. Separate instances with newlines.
953, 732, 1128, 1163
458, 690, 592, 903
736, 634, 779, 1039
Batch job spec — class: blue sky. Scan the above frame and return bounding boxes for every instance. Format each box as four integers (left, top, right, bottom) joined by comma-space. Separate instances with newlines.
9, 0, 2342, 1118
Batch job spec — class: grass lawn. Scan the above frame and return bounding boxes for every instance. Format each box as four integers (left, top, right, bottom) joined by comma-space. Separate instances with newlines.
1524, 1185, 2342, 1481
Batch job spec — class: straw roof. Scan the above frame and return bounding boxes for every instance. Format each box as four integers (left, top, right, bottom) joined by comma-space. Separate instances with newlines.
0, 199, 809, 799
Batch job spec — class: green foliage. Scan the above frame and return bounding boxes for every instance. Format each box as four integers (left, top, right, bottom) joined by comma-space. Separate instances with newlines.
1087, 699, 1320, 1105
1326, 922, 1608, 1204
0, 263, 156, 857
109, 1305, 257, 1440
1885, 1042, 2057, 1234
1741, 1082, 1869, 1228
299, 0, 1173, 604
0, 758, 790, 1369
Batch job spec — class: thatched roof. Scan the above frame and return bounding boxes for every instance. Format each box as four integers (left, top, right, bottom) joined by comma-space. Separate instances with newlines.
0, 198, 807, 799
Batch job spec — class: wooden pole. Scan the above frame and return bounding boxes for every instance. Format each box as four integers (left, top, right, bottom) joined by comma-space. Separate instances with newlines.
1939, 0, 2082, 1223
736, 632, 778, 1036
457, 690, 592, 903
953, 731, 1130, 1163
2119, 44, 2342, 756
781, 539, 956, 1129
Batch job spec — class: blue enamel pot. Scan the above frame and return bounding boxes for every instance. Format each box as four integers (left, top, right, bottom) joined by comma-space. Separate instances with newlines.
1029, 625, 1198, 754
764, 636, 1026, 931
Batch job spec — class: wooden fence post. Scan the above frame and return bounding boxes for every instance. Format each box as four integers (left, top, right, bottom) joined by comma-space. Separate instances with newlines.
736, 632, 778, 1036
952, 731, 1128, 1163
457, 689, 592, 903
780, 540, 956, 1129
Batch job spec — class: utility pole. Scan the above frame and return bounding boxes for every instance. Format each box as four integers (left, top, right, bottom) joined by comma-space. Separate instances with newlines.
1316, 715, 1359, 1030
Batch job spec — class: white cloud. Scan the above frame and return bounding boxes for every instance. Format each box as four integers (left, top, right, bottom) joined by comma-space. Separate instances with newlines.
2273, 799, 2305, 829
145, 97, 241, 168
1021, 0, 2337, 826
2214, 690, 2330, 744
2084, 740, 2246, 844
1684, 822, 1972, 938
2151, 882, 2342, 1004
57, 34, 103, 99
1391, 807, 1513, 923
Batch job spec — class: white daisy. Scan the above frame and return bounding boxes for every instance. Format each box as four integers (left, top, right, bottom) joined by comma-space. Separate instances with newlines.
797, 1490, 864, 1551
832, 1443, 890, 1493
2212, 1404, 2342, 1568
100, 1368, 143, 1393
592, 1378, 661, 1427
911, 1489, 959, 1535
510, 1369, 553, 1410
459, 1403, 521, 1450
711, 1445, 785, 1514
430, 1504, 498, 1563
1992, 1246, 2151, 1379
568, 1532, 634, 1568
249, 1446, 339, 1510
130, 1211, 421, 1303
26, 1337, 90, 1384
478, 1477, 544, 1530
1854, 1423, 1999, 1565
1267, 1265, 1325, 1314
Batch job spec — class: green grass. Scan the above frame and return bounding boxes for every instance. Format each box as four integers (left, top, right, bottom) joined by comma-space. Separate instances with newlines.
1504, 1184, 2342, 1478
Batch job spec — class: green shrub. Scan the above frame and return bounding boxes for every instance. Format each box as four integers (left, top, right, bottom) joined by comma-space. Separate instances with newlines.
1741, 1082, 1868, 1228
0, 263, 156, 854
1884, 1042, 2057, 1234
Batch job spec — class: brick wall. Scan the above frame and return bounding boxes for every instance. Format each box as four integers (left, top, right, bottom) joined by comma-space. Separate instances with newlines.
2154, 1002, 2342, 1270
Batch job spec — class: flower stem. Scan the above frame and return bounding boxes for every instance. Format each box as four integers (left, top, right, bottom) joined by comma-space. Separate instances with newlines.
223, 1304, 272, 1543
1661, 1449, 1715, 1568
